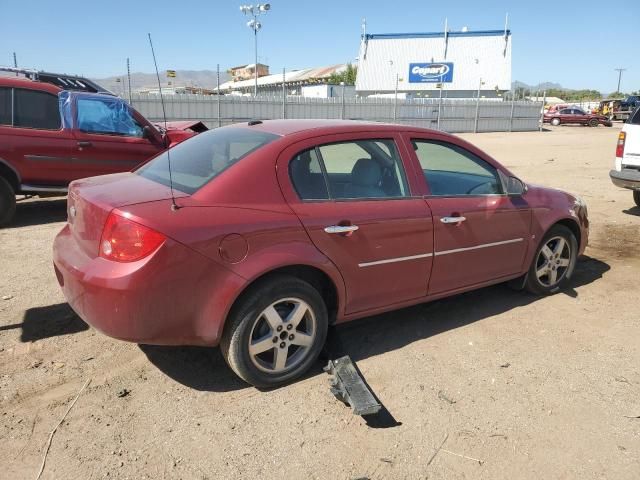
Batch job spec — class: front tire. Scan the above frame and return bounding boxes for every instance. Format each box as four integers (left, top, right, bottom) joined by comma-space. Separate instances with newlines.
221, 275, 328, 388
634, 190, 640, 207
0, 177, 16, 227
525, 225, 578, 295
551, 118, 561, 126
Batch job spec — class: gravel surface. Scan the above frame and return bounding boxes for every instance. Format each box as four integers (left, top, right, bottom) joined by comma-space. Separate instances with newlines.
1, 124, 639, 479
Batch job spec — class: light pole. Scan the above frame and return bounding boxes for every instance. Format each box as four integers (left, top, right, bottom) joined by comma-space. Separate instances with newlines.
240, 3, 270, 97
614, 68, 626, 94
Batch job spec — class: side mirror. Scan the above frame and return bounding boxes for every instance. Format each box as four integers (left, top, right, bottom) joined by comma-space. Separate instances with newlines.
142, 125, 164, 145
507, 176, 527, 196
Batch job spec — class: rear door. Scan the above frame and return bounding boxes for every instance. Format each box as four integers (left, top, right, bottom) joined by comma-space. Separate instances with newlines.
0, 87, 76, 186
71, 95, 163, 180
404, 135, 531, 295
277, 132, 434, 314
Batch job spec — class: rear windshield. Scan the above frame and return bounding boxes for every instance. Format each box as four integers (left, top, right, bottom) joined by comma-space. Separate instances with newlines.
136, 127, 278, 194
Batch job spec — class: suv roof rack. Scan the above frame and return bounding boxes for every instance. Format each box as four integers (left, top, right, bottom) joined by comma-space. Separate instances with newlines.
0, 66, 114, 95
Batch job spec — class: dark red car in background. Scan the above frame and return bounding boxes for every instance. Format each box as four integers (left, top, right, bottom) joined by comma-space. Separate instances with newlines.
0, 72, 206, 226
543, 106, 612, 127
52, 120, 589, 387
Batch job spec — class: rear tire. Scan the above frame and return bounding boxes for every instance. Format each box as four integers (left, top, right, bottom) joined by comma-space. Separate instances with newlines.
588, 118, 599, 127
525, 225, 577, 295
634, 190, 640, 207
220, 275, 328, 388
551, 118, 561, 126
0, 177, 16, 227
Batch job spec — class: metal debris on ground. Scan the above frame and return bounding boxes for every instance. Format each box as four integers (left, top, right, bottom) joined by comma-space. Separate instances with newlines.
324, 356, 381, 416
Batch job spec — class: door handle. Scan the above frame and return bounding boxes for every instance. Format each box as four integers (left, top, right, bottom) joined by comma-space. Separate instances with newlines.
440, 216, 466, 224
77, 141, 92, 148
324, 225, 359, 234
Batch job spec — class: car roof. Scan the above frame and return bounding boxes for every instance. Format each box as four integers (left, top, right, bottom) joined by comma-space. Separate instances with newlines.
0, 75, 62, 95
234, 119, 448, 138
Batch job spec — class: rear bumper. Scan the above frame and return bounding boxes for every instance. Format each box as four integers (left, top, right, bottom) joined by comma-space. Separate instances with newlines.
610, 169, 640, 190
53, 224, 245, 346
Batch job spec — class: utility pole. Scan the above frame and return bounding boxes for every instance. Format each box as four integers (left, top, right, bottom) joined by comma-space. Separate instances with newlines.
13, 52, 18, 76
614, 68, 626, 94
126, 58, 132, 104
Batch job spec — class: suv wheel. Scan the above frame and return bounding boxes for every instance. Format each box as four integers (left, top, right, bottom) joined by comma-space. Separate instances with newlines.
525, 225, 578, 295
0, 177, 16, 227
221, 275, 328, 388
588, 118, 599, 127
551, 118, 561, 126
634, 190, 640, 207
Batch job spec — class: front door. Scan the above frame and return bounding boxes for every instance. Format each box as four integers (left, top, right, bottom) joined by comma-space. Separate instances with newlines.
278, 133, 434, 314
71, 95, 162, 181
406, 137, 531, 295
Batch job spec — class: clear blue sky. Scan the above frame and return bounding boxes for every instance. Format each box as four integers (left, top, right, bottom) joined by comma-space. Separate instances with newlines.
2, 0, 638, 93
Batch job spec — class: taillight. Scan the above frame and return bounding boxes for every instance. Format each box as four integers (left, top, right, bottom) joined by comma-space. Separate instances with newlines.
99, 211, 165, 262
616, 131, 626, 158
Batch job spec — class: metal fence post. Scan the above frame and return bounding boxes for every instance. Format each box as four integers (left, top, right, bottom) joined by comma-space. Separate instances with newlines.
282, 68, 286, 119
474, 77, 482, 133
437, 84, 443, 130
341, 82, 346, 119
539, 89, 546, 132
509, 95, 515, 132
393, 73, 398, 122
216, 64, 221, 127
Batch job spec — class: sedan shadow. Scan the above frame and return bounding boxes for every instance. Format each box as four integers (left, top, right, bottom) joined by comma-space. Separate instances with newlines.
140, 255, 609, 393
6, 197, 67, 228
622, 206, 640, 217
0, 303, 89, 342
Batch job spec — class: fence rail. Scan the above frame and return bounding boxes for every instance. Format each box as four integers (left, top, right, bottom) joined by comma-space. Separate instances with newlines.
129, 93, 543, 133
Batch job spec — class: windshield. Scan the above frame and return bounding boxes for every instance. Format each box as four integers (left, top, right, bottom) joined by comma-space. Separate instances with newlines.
136, 127, 279, 194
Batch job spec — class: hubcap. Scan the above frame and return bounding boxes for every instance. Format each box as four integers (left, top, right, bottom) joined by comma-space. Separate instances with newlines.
535, 236, 571, 287
248, 298, 316, 374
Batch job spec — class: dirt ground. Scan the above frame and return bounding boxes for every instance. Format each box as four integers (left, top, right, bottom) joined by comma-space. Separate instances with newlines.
1, 124, 639, 480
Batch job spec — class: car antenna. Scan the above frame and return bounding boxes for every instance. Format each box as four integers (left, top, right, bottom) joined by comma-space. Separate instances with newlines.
148, 33, 180, 211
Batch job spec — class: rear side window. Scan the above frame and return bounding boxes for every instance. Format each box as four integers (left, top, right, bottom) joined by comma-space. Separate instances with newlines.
14, 89, 61, 130
0, 88, 10, 125
137, 127, 278, 194
413, 140, 503, 196
289, 139, 409, 201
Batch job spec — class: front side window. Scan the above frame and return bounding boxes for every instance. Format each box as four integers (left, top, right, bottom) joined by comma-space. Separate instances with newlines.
137, 127, 278, 194
412, 140, 503, 196
77, 97, 143, 137
0, 87, 11, 125
13, 89, 61, 130
318, 139, 408, 199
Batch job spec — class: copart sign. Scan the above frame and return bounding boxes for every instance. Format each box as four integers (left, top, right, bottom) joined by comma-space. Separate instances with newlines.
408, 63, 454, 83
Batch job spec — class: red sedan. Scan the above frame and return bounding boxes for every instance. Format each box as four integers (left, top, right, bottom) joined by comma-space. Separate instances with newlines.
53, 120, 589, 387
543, 107, 612, 127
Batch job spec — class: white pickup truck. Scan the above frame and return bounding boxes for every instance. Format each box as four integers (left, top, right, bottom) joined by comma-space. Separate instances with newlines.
610, 107, 640, 207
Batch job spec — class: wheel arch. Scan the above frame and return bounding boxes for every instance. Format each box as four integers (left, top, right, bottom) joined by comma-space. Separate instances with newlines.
0, 158, 20, 192
553, 217, 581, 248
224, 263, 343, 338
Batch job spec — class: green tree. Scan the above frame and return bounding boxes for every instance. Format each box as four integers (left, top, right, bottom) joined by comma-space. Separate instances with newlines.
327, 64, 357, 85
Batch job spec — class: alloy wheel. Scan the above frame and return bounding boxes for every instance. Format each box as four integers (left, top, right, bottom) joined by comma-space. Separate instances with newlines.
248, 297, 317, 374
535, 236, 571, 287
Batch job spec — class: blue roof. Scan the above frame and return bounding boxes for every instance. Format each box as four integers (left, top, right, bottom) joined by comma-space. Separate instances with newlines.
365, 30, 511, 40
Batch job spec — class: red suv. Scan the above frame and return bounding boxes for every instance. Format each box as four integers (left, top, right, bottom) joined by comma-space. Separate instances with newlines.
0, 72, 205, 226
53, 120, 589, 387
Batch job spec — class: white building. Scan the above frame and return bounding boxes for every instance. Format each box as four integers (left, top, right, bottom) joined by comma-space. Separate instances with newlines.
356, 29, 512, 99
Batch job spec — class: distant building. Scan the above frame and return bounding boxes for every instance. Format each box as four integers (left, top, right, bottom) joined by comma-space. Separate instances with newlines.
229, 63, 269, 81
356, 29, 512, 99
219, 64, 355, 97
